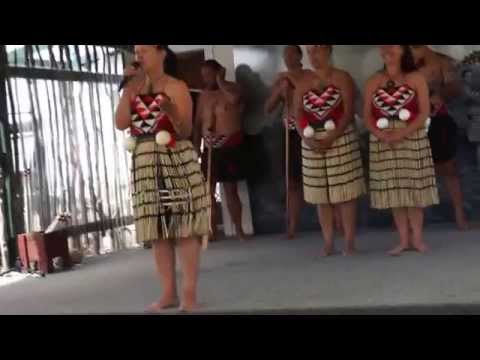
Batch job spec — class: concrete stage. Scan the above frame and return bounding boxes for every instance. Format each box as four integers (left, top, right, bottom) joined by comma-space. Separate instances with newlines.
1, 225, 480, 315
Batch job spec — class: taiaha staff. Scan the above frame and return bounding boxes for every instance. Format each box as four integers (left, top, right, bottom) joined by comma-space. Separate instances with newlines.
283, 77, 293, 237
203, 107, 217, 251
285, 98, 290, 236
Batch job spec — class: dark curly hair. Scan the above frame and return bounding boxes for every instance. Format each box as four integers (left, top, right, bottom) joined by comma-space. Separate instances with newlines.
202, 59, 223, 72
286, 45, 303, 57
156, 45, 177, 77
400, 45, 417, 73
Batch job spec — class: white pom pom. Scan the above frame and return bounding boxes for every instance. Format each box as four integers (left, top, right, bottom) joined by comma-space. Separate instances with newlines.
155, 131, 172, 146
425, 117, 431, 132
376, 118, 389, 129
303, 125, 315, 138
399, 108, 411, 121
324, 120, 336, 131
124, 137, 137, 152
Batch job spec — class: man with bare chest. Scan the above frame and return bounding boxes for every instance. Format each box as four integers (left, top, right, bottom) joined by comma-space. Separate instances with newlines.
410, 45, 468, 230
265, 45, 312, 239
194, 60, 248, 241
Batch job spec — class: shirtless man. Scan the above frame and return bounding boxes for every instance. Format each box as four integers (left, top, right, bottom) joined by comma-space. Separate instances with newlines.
265, 45, 311, 239
410, 45, 468, 230
194, 60, 247, 241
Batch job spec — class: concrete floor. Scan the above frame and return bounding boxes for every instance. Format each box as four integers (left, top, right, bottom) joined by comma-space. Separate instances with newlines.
1, 226, 480, 315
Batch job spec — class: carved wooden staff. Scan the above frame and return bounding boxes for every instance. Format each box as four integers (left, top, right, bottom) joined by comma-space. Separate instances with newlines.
284, 79, 291, 236
203, 106, 217, 250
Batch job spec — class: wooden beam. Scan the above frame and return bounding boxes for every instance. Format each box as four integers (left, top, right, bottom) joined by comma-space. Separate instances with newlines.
0, 45, 18, 269
67, 217, 134, 238
6, 66, 123, 83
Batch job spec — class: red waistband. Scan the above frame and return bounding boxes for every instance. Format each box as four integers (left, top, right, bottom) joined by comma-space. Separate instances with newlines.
204, 131, 244, 148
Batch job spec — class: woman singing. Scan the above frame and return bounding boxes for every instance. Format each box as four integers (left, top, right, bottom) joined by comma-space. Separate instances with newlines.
364, 45, 439, 256
115, 45, 211, 312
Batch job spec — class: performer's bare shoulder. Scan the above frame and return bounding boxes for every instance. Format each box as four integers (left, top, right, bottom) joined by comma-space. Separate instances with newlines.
405, 71, 428, 90
286, 69, 314, 85
366, 71, 385, 87
330, 68, 354, 88
435, 51, 458, 67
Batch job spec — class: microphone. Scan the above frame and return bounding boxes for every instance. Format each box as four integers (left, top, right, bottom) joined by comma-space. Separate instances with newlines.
119, 61, 141, 92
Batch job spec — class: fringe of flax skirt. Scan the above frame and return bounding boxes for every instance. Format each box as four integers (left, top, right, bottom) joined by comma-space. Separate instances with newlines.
369, 120, 439, 209
131, 137, 211, 244
302, 124, 366, 205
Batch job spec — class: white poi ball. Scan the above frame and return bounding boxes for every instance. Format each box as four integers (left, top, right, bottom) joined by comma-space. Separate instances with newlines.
303, 125, 315, 138
156, 131, 172, 146
425, 117, 431, 131
124, 136, 137, 152
376, 118, 389, 129
399, 108, 411, 121
324, 120, 336, 131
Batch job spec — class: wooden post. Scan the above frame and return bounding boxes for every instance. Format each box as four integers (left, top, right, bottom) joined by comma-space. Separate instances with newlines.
0, 45, 24, 269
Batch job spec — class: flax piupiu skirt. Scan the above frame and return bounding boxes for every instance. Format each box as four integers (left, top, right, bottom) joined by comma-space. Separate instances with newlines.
131, 137, 211, 244
302, 124, 366, 205
369, 120, 439, 209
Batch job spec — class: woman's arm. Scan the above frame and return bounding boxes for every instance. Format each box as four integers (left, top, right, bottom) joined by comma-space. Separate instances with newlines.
293, 80, 320, 151
115, 65, 144, 130
390, 72, 430, 142
363, 75, 387, 141
163, 80, 194, 140
319, 71, 355, 148
115, 91, 134, 130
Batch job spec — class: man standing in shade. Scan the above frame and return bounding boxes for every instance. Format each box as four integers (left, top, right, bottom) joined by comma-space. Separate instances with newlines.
194, 60, 248, 241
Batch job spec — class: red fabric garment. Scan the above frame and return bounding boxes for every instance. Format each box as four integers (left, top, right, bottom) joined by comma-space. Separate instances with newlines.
300, 85, 344, 129
371, 84, 419, 128
129, 93, 176, 147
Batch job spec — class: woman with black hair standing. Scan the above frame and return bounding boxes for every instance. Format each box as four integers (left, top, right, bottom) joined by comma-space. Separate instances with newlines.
364, 45, 439, 256
115, 45, 211, 313
293, 45, 366, 257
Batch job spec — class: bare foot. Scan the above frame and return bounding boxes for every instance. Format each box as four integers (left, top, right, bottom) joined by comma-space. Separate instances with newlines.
406, 243, 416, 252
146, 296, 179, 313
388, 244, 409, 256
179, 302, 201, 313
286, 231, 296, 240
320, 245, 334, 257
456, 219, 469, 232
342, 247, 357, 256
238, 233, 253, 242
412, 242, 429, 253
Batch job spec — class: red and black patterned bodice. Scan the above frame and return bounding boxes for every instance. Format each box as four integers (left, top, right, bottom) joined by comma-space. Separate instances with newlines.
301, 85, 344, 128
130, 93, 175, 137
371, 83, 419, 125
